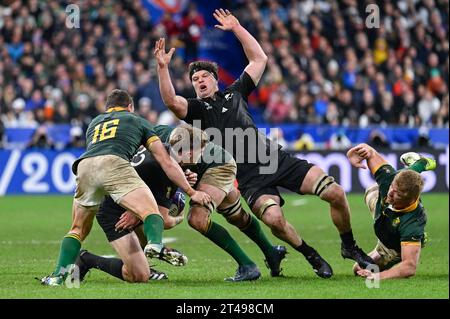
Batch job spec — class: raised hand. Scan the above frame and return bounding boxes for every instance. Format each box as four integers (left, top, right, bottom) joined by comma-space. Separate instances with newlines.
213, 8, 239, 31
347, 147, 367, 169
154, 38, 175, 69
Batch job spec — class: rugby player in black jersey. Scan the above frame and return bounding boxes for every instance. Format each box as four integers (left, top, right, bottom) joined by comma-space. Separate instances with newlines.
154, 9, 376, 278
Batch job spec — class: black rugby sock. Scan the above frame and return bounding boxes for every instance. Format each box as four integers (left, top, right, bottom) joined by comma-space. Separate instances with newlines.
340, 230, 356, 248
295, 240, 316, 258
81, 251, 124, 281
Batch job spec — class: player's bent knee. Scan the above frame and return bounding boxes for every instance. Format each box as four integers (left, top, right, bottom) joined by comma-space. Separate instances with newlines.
262, 208, 286, 230
315, 177, 346, 205
328, 184, 346, 204
133, 270, 150, 283
187, 212, 200, 229
253, 198, 278, 219
122, 264, 139, 283
126, 265, 150, 283
187, 207, 211, 233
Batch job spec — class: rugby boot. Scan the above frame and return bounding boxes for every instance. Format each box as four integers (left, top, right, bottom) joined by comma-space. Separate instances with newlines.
305, 250, 333, 279
400, 152, 436, 171
40, 274, 64, 286
144, 243, 188, 266
149, 267, 168, 280
225, 264, 261, 282
264, 245, 287, 277
341, 243, 375, 269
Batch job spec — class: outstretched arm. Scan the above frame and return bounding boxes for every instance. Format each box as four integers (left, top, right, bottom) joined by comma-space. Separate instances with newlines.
347, 143, 389, 175
357, 244, 421, 280
380, 244, 421, 279
214, 9, 267, 85
154, 38, 189, 119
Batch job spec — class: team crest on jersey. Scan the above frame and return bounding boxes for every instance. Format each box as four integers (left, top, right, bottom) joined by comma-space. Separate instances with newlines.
392, 217, 400, 227
224, 93, 233, 100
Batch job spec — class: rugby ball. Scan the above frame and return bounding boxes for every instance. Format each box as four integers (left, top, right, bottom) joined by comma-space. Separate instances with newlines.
169, 191, 186, 217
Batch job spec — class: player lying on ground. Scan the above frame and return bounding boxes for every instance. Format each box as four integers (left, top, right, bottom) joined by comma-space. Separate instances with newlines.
41, 90, 211, 286
155, 9, 375, 278
76, 187, 190, 283
347, 145, 436, 279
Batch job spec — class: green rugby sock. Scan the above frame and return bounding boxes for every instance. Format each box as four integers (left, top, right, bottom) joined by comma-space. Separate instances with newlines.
53, 234, 81, 276
409, 159, 427, 173
240, 214, 274, 257
204, 221, 254, 266
144, 214, 164, 245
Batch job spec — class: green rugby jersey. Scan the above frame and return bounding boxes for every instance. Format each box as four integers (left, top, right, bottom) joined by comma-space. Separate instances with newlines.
140, 125, 233, 181
176, 141, 234, 182
154, 125, 173, 143
372, 164, 427, 253
72, 107, 159, 174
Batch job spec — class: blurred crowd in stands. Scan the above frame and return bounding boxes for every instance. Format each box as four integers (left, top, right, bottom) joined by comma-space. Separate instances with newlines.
0, 0, 448, 150
0, 0, 203, 147
234, 0, 448, 128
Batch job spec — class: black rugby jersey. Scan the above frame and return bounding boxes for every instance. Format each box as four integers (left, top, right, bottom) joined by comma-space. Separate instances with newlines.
183, 72, 280, 180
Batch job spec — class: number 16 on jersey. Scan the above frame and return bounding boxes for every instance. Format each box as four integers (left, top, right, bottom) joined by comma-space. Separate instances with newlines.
92, 119, 120, 144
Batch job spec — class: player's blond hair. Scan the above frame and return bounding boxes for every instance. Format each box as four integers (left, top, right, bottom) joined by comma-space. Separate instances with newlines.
393, 170, 424, 201
169, 124, 209, 151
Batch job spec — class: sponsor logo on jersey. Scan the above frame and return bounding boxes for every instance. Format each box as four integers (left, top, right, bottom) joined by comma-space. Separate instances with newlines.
392, 217, 400, 227
224, 93, 233, 100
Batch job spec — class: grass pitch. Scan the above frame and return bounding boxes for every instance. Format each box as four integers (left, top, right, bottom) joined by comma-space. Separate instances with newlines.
0, 194, 448, 299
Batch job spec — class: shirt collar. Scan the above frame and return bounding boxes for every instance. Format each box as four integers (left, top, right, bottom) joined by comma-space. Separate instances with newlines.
106, 106, 129, 113
388, 198, 420, 213
202, 91, 223, 102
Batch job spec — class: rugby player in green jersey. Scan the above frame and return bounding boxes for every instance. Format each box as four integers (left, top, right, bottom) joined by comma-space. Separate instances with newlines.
168, 124, 286, 281
347, 144, 436, 280
41, 90, 211, 286
91, 124, 285, 282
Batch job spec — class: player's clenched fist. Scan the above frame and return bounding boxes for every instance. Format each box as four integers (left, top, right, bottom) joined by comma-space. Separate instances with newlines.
185, 169, 198, 187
